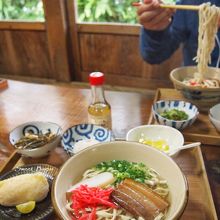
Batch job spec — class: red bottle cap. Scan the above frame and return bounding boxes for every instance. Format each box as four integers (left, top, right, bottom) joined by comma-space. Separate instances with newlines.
89, 72, 104, 85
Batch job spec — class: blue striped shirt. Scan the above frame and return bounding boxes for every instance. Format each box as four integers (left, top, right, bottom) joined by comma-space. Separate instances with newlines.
140, 0, 220, 66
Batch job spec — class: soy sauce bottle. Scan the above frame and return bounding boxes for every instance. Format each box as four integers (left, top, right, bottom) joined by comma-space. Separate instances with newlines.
88, 72, 112, 130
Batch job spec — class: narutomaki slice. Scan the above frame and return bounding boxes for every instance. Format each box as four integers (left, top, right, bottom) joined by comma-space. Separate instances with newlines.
123, 178, 169, 211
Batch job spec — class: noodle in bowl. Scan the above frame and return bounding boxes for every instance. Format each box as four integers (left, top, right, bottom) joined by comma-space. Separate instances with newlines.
170, 66, 220, 112
170, 3, 220, 112
52, 141, 188, 220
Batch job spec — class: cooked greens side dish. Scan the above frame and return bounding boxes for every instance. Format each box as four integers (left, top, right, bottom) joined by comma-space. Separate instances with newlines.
160, 109, 189, 121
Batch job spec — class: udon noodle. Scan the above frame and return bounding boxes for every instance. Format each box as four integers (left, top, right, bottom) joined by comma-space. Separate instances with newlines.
66, 160, 170, 220
183, 3, 220, 88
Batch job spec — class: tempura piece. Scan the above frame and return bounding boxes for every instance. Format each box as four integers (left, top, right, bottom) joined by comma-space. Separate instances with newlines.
0, 172, 49, 206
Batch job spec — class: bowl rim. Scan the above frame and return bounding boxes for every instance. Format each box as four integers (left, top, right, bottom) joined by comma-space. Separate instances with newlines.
61, 123, 114, 145
209, 103, 220, 125
209, 112, 220, 124
152, 100, 199, 122
62, 123, 113, 134
208, 114, 220, 133
61, 123, 114, 156
52, 140, 189, 220
126, 124, 185, 143
209, 103, 220, 115
9, 121, 62, 152
170, 66, 220, 91
126, 124, 185, 156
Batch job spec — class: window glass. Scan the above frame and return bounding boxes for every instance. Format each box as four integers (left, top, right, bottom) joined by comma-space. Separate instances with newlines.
77, 0, 176, 23
0, 0, 44, 20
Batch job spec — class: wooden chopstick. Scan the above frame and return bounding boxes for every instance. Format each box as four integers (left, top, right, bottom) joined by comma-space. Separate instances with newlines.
160, 4, 200, 11
132, 2, 142, 7
132, 2, 200, 11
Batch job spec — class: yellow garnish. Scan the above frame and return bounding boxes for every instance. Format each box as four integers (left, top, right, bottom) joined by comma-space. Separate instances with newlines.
16, 201, 36, 214
139, 138, 170, 152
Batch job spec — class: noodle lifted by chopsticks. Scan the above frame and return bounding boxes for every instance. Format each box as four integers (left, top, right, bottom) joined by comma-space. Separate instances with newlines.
193, 3, 220, 83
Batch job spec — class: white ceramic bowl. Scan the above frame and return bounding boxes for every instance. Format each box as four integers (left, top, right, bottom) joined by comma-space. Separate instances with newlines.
152, 100, 199, 130
170, 66, 220, 112
9, 121, 62, 158
52, 141, 188, 220
209, 103, 220, 132
61, 123, 114, 155
126, 125, 184, 157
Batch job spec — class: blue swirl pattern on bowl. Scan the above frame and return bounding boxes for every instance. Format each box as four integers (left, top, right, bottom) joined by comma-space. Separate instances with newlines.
10, 122, 61, 145
152, 100, 199, 130
61, 124, 113, 155
9, 121, 62, 158
22, 125, 40, 135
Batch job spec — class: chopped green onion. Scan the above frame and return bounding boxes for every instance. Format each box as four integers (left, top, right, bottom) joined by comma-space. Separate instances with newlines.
95, 160, 152, 184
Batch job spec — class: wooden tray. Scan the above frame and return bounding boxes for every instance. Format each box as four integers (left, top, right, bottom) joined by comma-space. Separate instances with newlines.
148, 88, 220, 146
0, 146, 218, 220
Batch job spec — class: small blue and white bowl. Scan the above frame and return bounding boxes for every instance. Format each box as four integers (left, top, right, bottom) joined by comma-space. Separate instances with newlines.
9, 121, 62, 158
152, 100, 199, 130
61, 124, 114, 156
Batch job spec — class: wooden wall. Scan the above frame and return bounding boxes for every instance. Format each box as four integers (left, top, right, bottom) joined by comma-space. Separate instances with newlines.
0, 30, 52, 78
77, 24, 182, 89
0, 0, 183, 90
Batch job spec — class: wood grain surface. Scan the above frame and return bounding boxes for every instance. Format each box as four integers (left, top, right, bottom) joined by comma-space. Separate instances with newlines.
0, 80, 219, 219
0, 18, 182, 89
0, 21, 45, 31
79, 32, 181, 89
43, 0, 71, 82
0, 30, 52, 78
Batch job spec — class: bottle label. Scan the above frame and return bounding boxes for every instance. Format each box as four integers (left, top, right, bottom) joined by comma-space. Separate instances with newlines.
88, 113, 112, 130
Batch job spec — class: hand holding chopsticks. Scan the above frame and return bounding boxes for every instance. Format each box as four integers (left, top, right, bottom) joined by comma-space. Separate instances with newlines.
136, 0, 175, 31
132, 0, 201, 31
160, 4, 200, 11
132, 2, 200, 11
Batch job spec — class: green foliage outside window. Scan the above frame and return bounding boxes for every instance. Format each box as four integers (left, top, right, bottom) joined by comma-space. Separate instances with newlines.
77, 0, 176, 23
78, 0, 137, 23
0, 0, 44, 20
0, 0, 176, 23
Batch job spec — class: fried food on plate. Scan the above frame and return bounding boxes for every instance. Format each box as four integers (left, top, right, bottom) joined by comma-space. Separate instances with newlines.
0, 172, 49, 206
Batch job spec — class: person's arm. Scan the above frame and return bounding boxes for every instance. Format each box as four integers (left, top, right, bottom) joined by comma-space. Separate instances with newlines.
138, 0, 187, 64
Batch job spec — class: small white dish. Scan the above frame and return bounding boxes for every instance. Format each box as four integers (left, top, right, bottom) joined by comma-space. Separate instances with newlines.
126, 124, 184, 157
209, 103, 220, 132
9, 121, 62, 158
152, 100, 199, 130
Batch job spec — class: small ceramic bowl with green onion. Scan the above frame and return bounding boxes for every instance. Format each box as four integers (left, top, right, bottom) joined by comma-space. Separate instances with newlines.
152, 100, 199, 130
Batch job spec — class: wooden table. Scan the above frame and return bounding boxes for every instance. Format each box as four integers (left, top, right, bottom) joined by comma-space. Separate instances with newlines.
0, 80, 220, 219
